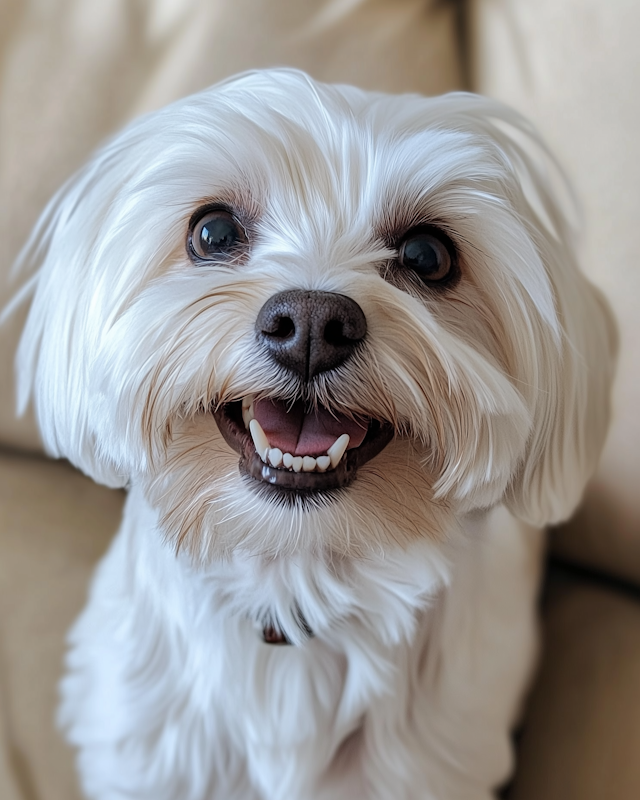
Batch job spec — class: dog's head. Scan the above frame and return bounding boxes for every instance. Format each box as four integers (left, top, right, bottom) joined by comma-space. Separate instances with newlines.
16, 69, 616, 558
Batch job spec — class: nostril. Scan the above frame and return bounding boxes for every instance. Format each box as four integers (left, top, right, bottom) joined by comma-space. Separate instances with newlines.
264, 315, 295, 339
323, 319, 347, 347
324, 311, 366, 348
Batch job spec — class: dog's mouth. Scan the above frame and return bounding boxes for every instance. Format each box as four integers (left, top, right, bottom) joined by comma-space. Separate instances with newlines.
213, 396, 394, 494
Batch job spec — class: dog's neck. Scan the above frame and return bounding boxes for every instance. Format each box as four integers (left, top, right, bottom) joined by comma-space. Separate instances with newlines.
124, 485, 486, 649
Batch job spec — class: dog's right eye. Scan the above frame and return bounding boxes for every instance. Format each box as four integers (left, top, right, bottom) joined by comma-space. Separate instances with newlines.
188, 209, 246, 261
397, 227, 455, 285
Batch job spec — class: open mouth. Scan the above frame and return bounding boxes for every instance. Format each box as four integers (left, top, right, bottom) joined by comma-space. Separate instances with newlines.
213, 396, 394, 494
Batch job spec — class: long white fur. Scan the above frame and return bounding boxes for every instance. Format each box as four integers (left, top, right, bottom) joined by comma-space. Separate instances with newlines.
15, 69, 615, 799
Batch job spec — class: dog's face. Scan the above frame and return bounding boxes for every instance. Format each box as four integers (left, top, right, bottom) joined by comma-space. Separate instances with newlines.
17, 70, 615, 559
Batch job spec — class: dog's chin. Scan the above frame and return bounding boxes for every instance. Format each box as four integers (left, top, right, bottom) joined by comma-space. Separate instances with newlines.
213, 398, 395, 502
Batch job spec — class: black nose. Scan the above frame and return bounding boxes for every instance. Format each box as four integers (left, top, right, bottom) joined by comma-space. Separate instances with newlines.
256, 289, 367, 380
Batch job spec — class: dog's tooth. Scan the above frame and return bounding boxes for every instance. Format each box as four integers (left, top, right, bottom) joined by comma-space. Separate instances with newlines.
241, 395, 255, 428
316, 455, 331, 472
242, 406, 253, 428
249, 419, 270, 462
268, 448, 283, 468
283, 452, 294, 469
292, 456, 303, 473
327, 434, 350, 468
302, 456, 316, 472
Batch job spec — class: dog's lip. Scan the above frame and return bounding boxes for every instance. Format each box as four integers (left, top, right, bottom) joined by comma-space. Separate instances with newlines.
213, 400, 394, 493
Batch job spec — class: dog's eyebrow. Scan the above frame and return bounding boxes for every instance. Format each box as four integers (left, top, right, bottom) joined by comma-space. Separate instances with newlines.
374, 204, 454, 247
188, 187, 261, 229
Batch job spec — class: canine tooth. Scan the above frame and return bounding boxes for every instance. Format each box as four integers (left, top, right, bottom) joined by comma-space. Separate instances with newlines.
316, 455, 331, 472
268, 448, 283, 468
241, 395, 255, 428
249, 419, 270, 462
292, 456, 303, 473
327, 434, 350, 468
283, 453, 294, 469
302, 456, 316, 472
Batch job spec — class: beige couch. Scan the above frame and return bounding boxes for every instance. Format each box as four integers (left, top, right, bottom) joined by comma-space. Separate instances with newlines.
1, 1, 638, 798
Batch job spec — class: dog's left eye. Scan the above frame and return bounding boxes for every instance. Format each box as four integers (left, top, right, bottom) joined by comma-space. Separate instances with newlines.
398, 228, 454, 283
189, 209, 246, 261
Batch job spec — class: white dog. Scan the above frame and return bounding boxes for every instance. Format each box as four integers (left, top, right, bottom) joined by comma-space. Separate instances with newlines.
15, 69, 615, 799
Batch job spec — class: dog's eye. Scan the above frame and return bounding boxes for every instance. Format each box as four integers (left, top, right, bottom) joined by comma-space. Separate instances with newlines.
189, 209, 246, 261
398, 229, 453, 283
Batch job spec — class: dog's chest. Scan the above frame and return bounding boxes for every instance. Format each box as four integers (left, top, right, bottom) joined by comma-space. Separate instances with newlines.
127, 513, 440, 724
174, 560, 438, 798
104, 521, 440, 797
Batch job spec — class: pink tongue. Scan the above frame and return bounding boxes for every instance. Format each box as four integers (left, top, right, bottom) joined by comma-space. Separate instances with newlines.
253, 399, 368, 457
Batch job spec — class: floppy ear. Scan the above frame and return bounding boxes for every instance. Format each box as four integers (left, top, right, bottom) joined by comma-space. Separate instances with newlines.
506, 244, 616, 527
13, 144, 138, 489
477, 108, 618, 526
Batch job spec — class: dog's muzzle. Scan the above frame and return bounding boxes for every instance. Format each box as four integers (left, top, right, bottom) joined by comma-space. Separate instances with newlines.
213, 289, 394, 497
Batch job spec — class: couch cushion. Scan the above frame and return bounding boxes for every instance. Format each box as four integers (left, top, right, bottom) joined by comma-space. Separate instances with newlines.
470, 0, 640, 584
0, 0, 462, 453
0, 451, 124, 800
510, 569, 640, 800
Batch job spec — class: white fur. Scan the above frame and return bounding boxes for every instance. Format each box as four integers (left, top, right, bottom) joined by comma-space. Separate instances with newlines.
15, 69, 615, 799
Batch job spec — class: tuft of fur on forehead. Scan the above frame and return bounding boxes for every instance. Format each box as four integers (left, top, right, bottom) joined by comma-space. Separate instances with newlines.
16, 69, 615, 559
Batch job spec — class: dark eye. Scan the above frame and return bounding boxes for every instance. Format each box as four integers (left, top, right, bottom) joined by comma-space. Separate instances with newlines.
188, 208, 246, 261
398, 228, 454, 283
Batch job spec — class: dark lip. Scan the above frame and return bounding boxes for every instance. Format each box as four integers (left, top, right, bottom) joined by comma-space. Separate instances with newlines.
212, 400, 394, 495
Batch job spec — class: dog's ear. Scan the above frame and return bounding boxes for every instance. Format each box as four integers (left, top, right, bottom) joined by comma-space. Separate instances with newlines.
506, 243, 616, 527
14, 150, 133, 489
473, 105, 618, 526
